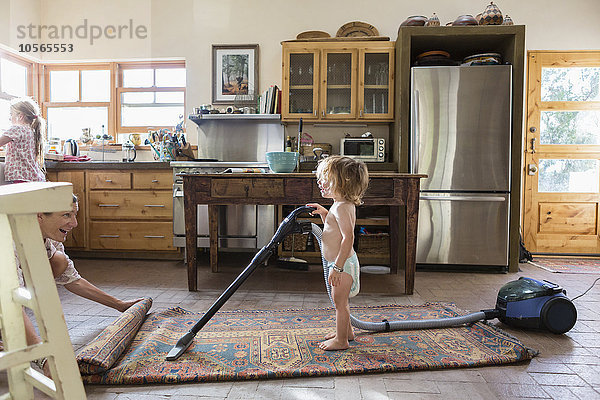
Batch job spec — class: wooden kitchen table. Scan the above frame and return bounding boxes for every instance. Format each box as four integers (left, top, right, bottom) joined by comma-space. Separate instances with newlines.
182, 173, 425, 294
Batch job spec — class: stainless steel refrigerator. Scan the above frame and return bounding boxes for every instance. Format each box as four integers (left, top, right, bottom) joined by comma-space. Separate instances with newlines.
410, 65, 512, 269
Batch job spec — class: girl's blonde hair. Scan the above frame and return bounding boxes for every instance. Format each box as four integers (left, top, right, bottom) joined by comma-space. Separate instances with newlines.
316, 155, 369, 205
10, 97, 46, 169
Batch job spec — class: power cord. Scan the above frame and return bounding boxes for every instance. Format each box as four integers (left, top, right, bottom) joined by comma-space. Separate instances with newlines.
571, 277, 600, 302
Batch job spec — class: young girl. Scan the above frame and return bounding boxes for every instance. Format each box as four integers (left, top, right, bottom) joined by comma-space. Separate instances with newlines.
0, 97, 46, 183
307, 156, 369, 351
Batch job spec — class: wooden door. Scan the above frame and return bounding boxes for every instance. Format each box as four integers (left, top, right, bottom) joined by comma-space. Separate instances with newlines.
320, 48, 357, 120
523, 51, 600, 254
281, 45, 320, 120
358, 47, 394, 120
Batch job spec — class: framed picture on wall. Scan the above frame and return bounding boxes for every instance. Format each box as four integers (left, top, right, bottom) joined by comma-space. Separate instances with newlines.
212, 44, 259, 105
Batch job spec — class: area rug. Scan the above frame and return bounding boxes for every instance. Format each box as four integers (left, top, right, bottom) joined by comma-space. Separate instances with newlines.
529, 257, 600, 274
76, 301, 536, 384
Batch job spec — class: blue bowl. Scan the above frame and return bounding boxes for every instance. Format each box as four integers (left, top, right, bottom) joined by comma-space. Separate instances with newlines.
266, 151, 298, 173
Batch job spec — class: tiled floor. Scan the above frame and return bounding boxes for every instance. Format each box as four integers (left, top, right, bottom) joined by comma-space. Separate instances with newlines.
2, 252, 599, 399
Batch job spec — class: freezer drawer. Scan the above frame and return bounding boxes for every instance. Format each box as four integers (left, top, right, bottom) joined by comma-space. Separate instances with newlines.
417, 193, 509, 266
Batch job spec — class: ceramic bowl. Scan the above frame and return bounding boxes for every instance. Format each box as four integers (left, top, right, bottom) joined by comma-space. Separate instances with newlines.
452, 15, 478, 26
266, 151, 299, 173
400, 16, 427, 27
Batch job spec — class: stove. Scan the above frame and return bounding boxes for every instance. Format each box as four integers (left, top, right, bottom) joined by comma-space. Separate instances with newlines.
170, 161, 274, 252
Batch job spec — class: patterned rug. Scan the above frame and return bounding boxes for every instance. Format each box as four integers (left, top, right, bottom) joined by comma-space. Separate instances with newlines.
77, 300, 536, 384
529, 257, 600, 274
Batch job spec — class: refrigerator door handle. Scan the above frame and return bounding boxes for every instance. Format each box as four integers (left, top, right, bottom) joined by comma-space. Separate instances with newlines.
420, 195, 507, 202
410, 89, 420, 174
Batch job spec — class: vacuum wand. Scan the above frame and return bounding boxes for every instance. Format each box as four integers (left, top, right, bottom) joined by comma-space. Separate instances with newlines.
166, 206, 315, 361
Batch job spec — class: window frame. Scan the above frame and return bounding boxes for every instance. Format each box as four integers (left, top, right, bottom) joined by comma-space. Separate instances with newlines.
116, 60, 186, 134
42, 62, 115, 141
0, 48, 37, 100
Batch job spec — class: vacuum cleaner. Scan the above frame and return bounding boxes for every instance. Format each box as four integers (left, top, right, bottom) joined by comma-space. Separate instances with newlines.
166, 206, 577, 361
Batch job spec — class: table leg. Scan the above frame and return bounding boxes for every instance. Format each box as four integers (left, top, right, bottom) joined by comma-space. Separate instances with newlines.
404, 179, 420, 295
185, 196, 197, 291
389, 206, 399, 274
209, 205, 219, 272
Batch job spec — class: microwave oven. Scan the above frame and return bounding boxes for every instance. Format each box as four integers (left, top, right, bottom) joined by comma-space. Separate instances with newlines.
340, 138, 385, 162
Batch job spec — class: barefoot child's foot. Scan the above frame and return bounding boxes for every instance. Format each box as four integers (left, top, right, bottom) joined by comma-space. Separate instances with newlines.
319, 337, 349, 351
324, 331, 354, 341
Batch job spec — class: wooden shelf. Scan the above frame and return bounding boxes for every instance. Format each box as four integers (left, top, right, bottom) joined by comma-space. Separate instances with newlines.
280, 251, 389, 262
326, 85, 352, 89
289, 85, 314, 90
364, 85, 389, 89
296, 217, 389, 226
189, 113, 281, 123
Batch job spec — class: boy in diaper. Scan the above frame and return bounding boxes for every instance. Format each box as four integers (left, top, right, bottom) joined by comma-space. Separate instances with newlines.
307, 156, 369, 350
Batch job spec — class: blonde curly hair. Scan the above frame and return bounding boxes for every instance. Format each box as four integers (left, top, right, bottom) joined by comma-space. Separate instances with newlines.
316, 156, 369, 205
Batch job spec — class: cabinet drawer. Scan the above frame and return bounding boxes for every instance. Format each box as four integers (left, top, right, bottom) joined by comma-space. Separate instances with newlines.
89, 171, 131, 189
89, 191, 172, 219
211, 178, 284, 198
133, 171, 172, 189
89, 221, 174, 250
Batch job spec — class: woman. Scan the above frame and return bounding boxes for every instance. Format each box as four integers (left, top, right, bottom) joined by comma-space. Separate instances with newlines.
16, 195, 143, 374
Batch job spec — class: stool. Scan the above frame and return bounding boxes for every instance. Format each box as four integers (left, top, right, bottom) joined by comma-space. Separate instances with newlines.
0, 182, 86, 399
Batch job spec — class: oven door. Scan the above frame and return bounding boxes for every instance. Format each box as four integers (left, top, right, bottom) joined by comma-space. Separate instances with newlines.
173, 183, 208, 237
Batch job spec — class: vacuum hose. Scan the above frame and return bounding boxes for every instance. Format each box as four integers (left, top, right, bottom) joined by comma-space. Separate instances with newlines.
310, 223, 498, 331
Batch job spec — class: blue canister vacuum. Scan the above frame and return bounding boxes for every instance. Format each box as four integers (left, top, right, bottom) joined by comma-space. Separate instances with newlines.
167, 206, 579, 361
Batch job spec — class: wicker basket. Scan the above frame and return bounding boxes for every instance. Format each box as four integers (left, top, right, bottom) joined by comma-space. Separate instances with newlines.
357, 233, 390, 254
283, 233, 308, 251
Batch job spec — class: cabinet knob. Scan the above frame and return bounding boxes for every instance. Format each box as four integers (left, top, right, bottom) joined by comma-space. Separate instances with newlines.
151, 179, 159, 183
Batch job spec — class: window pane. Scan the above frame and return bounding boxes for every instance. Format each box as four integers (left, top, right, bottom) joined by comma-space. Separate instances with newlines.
121, 105, 183, 127
81, 70, 110, 102
123, 69, 153, 87
155, 91, 184, 103
1, 58, 28, 97
122, 92, 155, 104
541, 67, 600, 101
46, 107, 108, 140
155, 68, 186, 87
538, 159, 599, 193
50, 70, 79, 102
541, 110, 600, 145
0, 98, 10, 131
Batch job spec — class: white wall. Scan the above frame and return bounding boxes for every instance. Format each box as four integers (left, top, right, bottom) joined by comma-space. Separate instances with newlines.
2, 0, 599, 145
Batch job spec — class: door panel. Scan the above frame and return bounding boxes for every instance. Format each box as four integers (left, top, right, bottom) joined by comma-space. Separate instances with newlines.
523, 51, 600, 254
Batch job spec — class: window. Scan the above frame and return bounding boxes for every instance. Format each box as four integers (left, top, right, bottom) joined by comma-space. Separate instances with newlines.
0, 50, 35, 131
43, 64, 112, 141
117, 62, 186, 135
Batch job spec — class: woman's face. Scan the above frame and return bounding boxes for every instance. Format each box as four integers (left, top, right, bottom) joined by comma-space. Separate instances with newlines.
37, 203, 79, 242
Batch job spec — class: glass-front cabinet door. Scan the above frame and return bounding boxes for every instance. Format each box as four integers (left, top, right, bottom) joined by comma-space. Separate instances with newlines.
320, 49, 357, 120
282, 49, 319, 119
359, 48, 394, 120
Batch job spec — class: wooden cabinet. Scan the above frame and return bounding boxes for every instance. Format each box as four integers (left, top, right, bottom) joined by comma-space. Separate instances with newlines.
46, 170, 86, 248
46, 167, 176, 255
87, 169, 174, 251
281, 40, 394, 122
